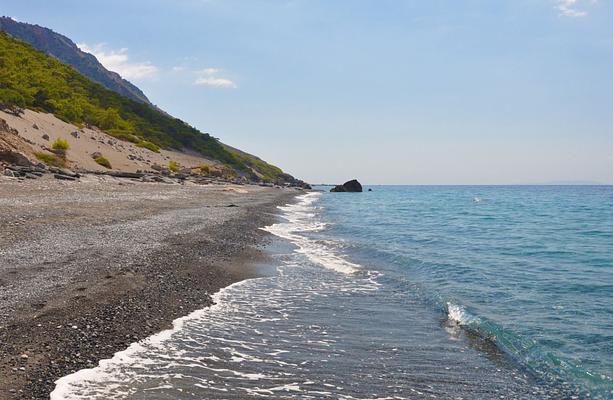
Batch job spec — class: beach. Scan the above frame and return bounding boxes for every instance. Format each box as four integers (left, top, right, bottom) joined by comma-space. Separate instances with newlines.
0, 175, 298, 399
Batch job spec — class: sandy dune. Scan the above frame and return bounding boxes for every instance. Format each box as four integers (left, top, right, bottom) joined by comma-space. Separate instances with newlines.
0, 109, 217, 173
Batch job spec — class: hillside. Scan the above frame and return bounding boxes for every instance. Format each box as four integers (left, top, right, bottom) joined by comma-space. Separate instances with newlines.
0, 31, 295, 183
0, 16, 151, 105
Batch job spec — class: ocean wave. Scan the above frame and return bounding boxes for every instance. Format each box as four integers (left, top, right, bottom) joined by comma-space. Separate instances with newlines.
445, 302, 480, 326
263, 192, 362, 275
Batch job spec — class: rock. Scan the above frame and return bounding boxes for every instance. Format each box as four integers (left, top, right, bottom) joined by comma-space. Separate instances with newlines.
32, 124, 39, 130
24, 173, 39, 179
107, 171, 144, 179
368, 188, 373, 192
42, 134, 50, 141
3, 169, 16, 177
330, 179, 363, 193
49, 167, 80, 178
70, 131, 79, 138
91, 152, 102, 159
0, 118, 19, 134
53, 174, 77, 181
0, 149, 32, 167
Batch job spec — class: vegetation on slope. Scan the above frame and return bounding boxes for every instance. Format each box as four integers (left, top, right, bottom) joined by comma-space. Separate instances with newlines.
0, 32, 245, 169
0, 16, 152, 105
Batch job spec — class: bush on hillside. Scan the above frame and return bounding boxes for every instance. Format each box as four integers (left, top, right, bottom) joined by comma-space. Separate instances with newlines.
168, 160, 178, 172
136, 140, 160, 153
94, 155, 112, 169
34, 151, 65, 167
51, 138, 70, 155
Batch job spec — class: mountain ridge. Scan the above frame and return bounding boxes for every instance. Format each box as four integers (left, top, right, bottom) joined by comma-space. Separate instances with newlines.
0, 16, 152, 105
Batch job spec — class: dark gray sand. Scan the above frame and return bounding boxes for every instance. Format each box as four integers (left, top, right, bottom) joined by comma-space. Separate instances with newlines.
0, 175, 298, 399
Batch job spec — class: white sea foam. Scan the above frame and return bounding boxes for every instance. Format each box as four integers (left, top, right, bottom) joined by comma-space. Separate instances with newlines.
263, 192, 361, 275
446, 302, 479, 326
50, 279, 253, 399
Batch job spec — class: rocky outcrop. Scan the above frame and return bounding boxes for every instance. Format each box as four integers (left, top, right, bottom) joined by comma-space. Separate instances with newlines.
330, 179, 363, 193
0, 149, 31, 167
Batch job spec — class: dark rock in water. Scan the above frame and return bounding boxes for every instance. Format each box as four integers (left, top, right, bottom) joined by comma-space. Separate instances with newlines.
368, 188, 373, 192
330, 179, 363, 193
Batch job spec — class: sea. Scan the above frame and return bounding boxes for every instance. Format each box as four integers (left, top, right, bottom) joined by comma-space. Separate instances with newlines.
51, 185, 613, 399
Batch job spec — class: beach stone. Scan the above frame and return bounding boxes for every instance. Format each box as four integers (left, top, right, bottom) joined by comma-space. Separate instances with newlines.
53, 174, 77, 181
42, 134, 49, 141
0, 149, 32, 167
49, 167, 79, 178
330, 179, 363, 193
91, 152, 102, 159
70, 131, 79, 138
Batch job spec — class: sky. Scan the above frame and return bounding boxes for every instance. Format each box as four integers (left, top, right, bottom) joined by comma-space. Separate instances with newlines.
4, 0, 613, 184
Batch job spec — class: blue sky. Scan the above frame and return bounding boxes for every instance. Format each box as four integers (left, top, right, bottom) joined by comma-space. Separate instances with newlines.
5, 0, 613, 184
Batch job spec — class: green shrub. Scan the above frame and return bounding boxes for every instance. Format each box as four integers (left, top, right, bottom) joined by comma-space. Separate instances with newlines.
199, 164, 210, 175
34, 151, 65, 167
168, 160, 179, 172
136, 140, 160, 153
51, 138, 70, 151
94, 155, 112, 169
106, 129, 140, 143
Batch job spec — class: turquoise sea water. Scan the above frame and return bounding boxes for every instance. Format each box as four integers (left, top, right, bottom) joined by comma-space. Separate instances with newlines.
52, 186, 612, 399
318, 185, 613, 397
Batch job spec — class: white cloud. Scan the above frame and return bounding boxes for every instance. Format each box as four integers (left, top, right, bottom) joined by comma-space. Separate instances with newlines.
194, 68, 237, 88
555, 0, 591, 17
198, 67, 221, 75
195, 77, 237, 88
78, 43, 158, 80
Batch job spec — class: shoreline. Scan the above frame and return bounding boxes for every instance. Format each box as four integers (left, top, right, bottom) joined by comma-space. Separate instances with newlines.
0, 176, 299, 399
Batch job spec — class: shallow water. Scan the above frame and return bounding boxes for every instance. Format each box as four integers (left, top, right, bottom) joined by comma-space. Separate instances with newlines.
52, 186, 613, 399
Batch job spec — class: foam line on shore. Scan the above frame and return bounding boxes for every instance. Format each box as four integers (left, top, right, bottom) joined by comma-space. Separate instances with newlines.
262, 192, 360, 275
50, 278, 256, 399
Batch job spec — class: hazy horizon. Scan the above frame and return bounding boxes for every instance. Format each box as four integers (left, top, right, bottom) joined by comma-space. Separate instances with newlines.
5, 0, 612, 184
